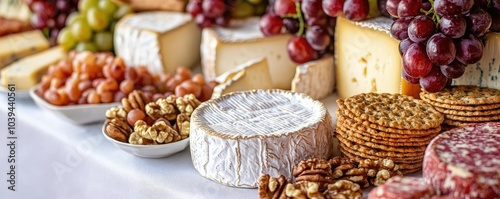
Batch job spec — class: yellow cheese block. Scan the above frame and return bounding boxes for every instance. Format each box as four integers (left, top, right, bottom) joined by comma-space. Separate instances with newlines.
1, 47, 66, 90
0, 30, 50, 69
335, 16, 421, 99
0, 0, 31, 22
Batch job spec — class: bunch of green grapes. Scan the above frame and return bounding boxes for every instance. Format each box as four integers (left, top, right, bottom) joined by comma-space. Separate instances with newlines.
57, 0, 133, 52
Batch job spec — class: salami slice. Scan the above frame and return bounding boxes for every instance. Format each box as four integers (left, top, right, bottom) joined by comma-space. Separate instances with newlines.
423, 122, 500, 199
367, 176, 436, 199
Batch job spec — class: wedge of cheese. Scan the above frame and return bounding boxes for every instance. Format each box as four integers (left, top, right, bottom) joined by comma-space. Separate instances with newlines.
335, 16, 421, 99
0, 30, 50, 69
1, 47, 66, 90
0, 0, 31, 22
190, 89, 333, 187
201, 17, 296, 90
453, 33, 500, 89
211, 58, 273, 98
114, 11, 201, 73
291, 55, 335, 100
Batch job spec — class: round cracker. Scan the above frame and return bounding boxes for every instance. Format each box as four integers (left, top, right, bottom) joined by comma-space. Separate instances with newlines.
338, 144, 424, 163
337, 136, 426, 158
337, 118, 439, 142
421, 95, 500, 111
336, 132, 427, 153
420, 86, 500, 105
336, 127, 433, 147
442, 119, 494, 127
340, 93, 443, 130
434, 106, 500, 116
445, 114, 500, 122
336, 107, 441, 136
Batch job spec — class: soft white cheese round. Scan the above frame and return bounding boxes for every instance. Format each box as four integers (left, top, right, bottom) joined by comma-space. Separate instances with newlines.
190, 89, 334, 187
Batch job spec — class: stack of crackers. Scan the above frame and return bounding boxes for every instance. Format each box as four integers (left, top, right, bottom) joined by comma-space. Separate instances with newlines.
335, 93, 444, 174
420, 86, 500, 129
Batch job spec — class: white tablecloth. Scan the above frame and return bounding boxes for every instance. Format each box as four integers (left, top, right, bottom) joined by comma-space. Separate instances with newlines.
0, 93, 341, 199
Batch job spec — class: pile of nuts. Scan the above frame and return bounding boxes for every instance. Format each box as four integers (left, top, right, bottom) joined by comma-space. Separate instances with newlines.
104, 90, 201, 145
258, 157, 403, 199
36, 51, 217, 106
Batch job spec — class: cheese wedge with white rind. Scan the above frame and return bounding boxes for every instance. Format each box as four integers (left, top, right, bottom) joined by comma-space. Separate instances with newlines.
335, 16, 422, 99
292, 55, 335, 100
114, 11, 201, 73
1, 46, 65, 90
190, 90, 334, 187
211, 58, 273, 99
0, 30, 50, 69
201, 17, 296, 89
453, 33, 500, 90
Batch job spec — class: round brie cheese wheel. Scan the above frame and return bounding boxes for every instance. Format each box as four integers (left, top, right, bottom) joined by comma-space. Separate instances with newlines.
190, 89, 334, 187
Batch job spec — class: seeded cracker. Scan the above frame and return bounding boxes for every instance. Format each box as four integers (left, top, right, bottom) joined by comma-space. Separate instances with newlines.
336, 127, 434, 147
336, 134, 427, 153
340, 93, 443, 130
336, 123, 438, 143
420, 86, 500, 105
420, 94, 500, 111
338, 144, 424, 163
434, 106, 500, 116
444, 114, 500, 122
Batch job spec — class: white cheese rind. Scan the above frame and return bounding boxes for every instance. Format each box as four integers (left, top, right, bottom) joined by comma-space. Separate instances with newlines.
190, 90, 334, 187
291, 55, 335, 100
114, 11, 201, 73
453, 33, 500, 90
201, 17, 296, 89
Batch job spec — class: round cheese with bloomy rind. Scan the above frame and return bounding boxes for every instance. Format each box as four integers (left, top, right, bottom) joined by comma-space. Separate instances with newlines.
423, 122, 500, 199
190, 89, 334, 187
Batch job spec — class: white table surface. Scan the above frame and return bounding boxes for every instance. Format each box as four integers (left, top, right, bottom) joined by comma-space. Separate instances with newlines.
0, 92, 349, 199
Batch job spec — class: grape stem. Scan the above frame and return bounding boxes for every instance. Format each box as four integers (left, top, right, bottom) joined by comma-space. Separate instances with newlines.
422, 0, 441, 27
295, 2, 305, 36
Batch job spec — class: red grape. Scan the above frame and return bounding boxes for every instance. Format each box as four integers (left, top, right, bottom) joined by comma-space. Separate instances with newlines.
322, 0, 344, 17
407, 15, 435, 43
307, 17, 327, 26
398, 38, 413, 55
421, 1, 431, 11
274, 0, 297, 16
378, 0, 391, 17
491, 13, 500, 32
305, 26, 331, 51
343, 0, 369, 21
434, 0, 474, 17
32, 14, 48, 29
215, 12, 231, 27
493, 0, 500, 13
402, 68, 420, 84
403, 43, 433, 78
386, 0, 401, 17
455, 34, 483, 64
397, 0, 422, 17
195, 14, 215, 28
420, 65, 448, 93
439, 16, 466, 38
390, 17, 412, 40
202, 0, 225, 18
302, 0, 326, 20
187, 0, 203, 17
284, 18, 300, 34
56, 0, 69, 10
426, 33, 456, 65
466, 9, 492, 37
287, 36, 315, 64
440, 60, 466, 78
260, 13, 284, 36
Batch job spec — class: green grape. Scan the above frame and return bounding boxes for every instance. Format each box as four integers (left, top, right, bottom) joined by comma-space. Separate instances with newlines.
75, 41, 98, 52
66, 12, 85, 26
98, 0, 118, 15
246, 0, 263, 5
78, 0, 99, 13
109, 20, 117, 32
114, 5, 133, 20
367, 0, 380, 19
57, 28, 77, 51
232, 1, 254, 18
71, 20, 93, 41
94, 32, 113, 51
87, 7, 110, 31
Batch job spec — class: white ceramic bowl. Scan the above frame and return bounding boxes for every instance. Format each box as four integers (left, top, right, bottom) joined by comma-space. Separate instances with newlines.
0, 85, 30, 99
102, 122, 190, 158
29, 88, 120, 125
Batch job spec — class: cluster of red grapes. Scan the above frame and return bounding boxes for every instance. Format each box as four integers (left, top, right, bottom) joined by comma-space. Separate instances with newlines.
187, 0, 267, 28
388, 0, 497, 93
259, 0, 336, 64
25, 0, 79, 45
322, 0, 390, 21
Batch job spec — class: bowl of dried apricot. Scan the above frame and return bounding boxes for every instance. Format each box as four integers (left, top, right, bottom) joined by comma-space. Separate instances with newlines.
102, 92, 200, 158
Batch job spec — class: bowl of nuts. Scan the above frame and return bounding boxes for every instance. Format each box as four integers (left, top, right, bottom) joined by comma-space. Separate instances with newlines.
31, 50, 217, 125
102, 91, 201, 158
